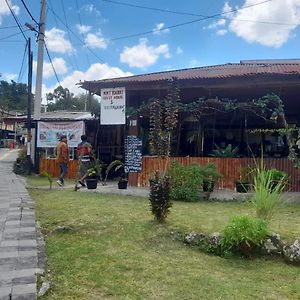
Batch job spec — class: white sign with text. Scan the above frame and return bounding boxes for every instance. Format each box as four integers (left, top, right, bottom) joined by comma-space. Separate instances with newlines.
100, 87, 126, 125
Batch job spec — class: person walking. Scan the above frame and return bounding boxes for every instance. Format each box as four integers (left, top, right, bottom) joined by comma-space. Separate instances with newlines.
76, 134, 93, 188
56, 135, 69, 186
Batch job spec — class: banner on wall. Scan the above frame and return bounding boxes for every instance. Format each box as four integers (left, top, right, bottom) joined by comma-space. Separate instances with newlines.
37, 121, 84, 148
100, 87, 126, 125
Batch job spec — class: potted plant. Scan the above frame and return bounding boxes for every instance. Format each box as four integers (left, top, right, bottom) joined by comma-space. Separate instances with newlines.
201, 163, 223, 192
85, 160, 101, 189
86, 166, 99, 189
105, 160, 128, 189
236, 166, 253, 193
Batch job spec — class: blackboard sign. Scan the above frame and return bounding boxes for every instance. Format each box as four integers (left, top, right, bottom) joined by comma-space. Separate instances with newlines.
125, 135, 142, 172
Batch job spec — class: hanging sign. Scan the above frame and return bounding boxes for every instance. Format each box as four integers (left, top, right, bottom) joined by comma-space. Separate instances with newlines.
100, 87, 126, 125
125, 135, 142, 172
37, 121, 84, 148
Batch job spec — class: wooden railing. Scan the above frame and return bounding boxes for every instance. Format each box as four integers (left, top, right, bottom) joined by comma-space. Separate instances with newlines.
133, 156, 300, 191
39, 159, 78, 179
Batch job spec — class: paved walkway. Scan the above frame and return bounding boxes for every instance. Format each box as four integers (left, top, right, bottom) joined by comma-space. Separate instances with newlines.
0, 149, 40, 300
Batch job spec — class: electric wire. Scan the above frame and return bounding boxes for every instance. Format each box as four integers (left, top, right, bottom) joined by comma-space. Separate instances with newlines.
60, 0, 79, 70
20, 0, 39, 25
4, 0, 27, 41
0, 30, 30, 41
109, 0, 275, 41
44, 42, 61, 86
101, 0, 295, 27
47, 0, 272, 65
46, 4, 107, 65
17, 40, 28, 82
75, 0, 91, 67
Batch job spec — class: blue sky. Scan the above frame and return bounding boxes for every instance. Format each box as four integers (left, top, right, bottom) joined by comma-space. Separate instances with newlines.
1, 0, 300, 100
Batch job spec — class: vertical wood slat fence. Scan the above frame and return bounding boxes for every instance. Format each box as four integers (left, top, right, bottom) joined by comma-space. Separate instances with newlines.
39, 159, 78, 179
135, 156, 300, 192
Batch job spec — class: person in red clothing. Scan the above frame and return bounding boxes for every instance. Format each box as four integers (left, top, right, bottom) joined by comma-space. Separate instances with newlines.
76, 134, 93, 187
56, 135, 69, 186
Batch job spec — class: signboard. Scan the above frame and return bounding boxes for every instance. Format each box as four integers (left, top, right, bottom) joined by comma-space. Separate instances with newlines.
125, 135, 142, 172
100, 87, 126, 125
37, 121, 84, 148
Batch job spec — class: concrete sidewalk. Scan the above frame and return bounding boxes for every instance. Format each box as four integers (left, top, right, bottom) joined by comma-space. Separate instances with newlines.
0, 150, 40, 300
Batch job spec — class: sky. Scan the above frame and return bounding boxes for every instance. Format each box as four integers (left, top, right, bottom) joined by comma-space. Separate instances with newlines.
1, 0, 300, 102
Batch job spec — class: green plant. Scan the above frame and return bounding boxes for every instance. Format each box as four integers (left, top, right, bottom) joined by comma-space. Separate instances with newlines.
87, 159, 102, 179
239, 166, 253, 182
104, 160, 126, 183
201, 163, 223, 182
210, 144, 239, 157
269, 168, 287, 181
222, 215, 269, 257
251, 168, 284, 220
13, 147, 32, 175
168, 162, 204, 202
149, 171, 172, 222
40, 171, 53, 190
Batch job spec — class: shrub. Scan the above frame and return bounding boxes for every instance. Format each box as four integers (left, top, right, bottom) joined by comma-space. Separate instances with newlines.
222, 215, 269, 257
168, 162, 204, 202
251, 168, 284, 220
40, 171, 53, 190
13, 147, 32, 175
149, 171, 172, 222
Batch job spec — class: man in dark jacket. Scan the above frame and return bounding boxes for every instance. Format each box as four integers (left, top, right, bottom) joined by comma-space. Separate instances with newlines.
76, 135, 93, 187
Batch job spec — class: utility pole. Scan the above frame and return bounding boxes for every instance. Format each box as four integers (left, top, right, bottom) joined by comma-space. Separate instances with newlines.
33, 0, 46, 120
27, 37, 33, 162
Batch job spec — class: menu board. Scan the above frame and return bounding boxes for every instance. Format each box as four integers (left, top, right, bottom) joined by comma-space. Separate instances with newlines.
125, 135, 142, 172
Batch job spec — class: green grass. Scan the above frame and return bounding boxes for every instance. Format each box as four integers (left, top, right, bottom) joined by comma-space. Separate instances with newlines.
27, 175, 74, 188
30, 188, 300, 300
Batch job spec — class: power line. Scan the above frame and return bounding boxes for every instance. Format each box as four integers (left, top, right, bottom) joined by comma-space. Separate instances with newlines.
75, 0, 91, 67
0, 30, 30, 41
17, 40, 28, 83
44, 42, 61, 86
109, 0, 275, 41
20, 0, 39, 25
0, 25, 22, 30
59, 0, 79, 70
4, 0, 27, 41
46, 3, 108, 65
102, 0, 298, 28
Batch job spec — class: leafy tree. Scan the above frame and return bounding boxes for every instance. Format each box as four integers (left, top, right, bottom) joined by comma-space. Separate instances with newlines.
0, 80, 28, 112
46, 86, 100, 115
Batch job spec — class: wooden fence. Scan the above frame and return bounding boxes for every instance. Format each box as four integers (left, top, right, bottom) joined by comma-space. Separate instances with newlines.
134, 156, 300, 191
39, 159, 78, 179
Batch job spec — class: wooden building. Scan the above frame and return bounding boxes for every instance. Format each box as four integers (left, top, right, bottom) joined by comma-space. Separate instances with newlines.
77, 60, 300, 190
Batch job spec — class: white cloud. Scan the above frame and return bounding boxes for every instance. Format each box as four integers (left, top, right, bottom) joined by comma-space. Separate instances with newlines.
120, 38, 170, 68
153, 23, 170, 35
76, 24, 92, 34
189, 59, 200, 67
216, 29, 228, 36
2, 72, 17, 81
0, 0, 19, 24
228, 0, 300, 48
42, 63, 133, 101
33, 57, 68, 79
45, 28, 74, 54
84, 33, 108, 49
81, 4, 101, 16
176, 46, 183, 54
207, 18, 227, 29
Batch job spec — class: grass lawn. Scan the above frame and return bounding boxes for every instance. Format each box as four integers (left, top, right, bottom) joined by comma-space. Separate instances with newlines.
30, 186, 300, 300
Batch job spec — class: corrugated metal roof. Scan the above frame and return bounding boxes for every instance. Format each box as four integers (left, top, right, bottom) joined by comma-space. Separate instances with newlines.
80, 61, 300, 88
39, 111, 94, 120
